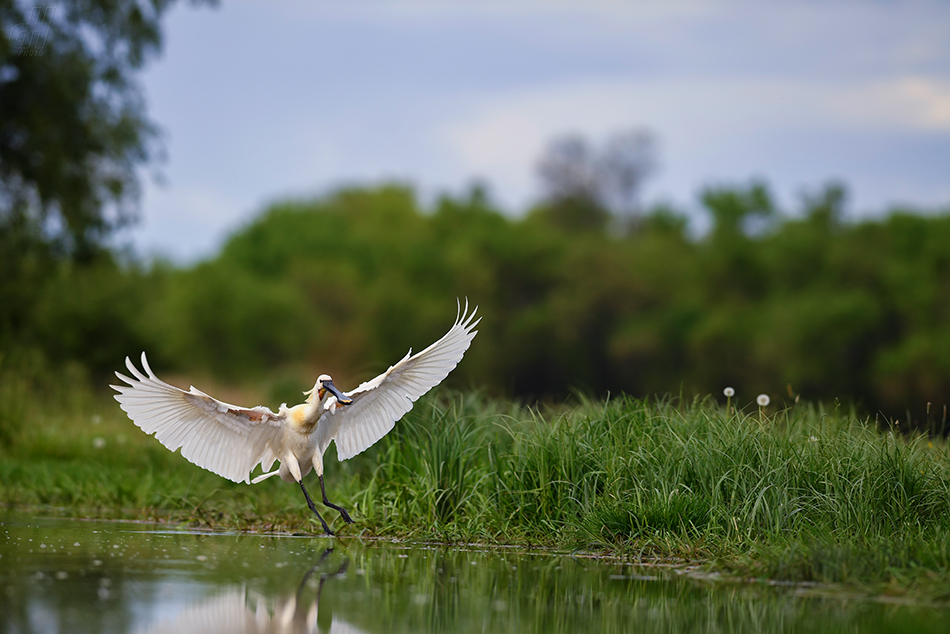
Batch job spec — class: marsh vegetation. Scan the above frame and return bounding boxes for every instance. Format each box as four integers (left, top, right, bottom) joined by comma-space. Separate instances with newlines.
4, 382, 950, 601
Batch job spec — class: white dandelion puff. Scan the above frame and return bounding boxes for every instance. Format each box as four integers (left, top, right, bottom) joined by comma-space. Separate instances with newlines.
757, 394, 770, 407
723, 387, 735, 397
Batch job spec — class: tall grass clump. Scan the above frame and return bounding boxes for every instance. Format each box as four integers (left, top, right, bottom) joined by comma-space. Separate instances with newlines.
490, 395, 950, 588
346, 391, 950, 589
352, 392, 520, 540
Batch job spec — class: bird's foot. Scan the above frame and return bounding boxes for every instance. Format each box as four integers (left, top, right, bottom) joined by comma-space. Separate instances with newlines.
314, 519, 333, 536
322, 497, 354, 524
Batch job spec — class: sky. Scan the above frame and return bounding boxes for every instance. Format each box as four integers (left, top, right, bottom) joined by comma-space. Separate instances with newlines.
127, 0, 950, 262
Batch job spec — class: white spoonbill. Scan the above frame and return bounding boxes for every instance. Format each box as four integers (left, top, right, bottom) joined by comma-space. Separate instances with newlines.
111, 302, 479, 535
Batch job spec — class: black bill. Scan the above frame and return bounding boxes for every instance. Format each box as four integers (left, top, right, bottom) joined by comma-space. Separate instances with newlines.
324, 380, 353, 405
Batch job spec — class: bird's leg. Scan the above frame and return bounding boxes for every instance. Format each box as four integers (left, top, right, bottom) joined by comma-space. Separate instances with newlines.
319, 474, 354, 524
298, 480, 333, 535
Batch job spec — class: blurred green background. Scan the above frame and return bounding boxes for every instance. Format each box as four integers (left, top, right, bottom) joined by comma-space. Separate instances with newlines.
4, 178, 950, 428
2, 1, 949, 434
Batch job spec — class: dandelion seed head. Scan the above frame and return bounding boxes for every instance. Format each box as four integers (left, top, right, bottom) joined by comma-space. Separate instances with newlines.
723, 387, 735, 397
757, 394, 770, 407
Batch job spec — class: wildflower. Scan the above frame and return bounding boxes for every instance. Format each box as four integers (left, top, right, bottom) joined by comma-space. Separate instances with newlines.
809, 435, 818, 442
92, 437, 106, 449
757, 394, 770, 407
723, 387, 735, 416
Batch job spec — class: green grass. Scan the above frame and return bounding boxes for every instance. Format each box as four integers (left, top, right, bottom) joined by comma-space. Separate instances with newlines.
3, 382, 950, 600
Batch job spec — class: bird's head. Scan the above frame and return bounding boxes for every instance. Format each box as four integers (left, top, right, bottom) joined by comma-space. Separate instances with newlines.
305, 374, 352, 405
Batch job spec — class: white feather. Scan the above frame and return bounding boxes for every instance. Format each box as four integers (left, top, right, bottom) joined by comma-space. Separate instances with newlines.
323, 301, 480, 460
111, 352, 284, 484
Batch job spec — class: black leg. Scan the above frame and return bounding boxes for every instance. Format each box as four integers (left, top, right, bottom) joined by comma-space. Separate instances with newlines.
299, 480, 333, 535
320, 474, 354, 524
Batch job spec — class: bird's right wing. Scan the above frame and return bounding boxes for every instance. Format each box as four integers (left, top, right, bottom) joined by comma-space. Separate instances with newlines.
111, 353, 285, 484
322, 302, 479, 460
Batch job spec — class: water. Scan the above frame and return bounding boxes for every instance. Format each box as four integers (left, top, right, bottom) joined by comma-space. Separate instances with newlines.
1, 516, 947, 633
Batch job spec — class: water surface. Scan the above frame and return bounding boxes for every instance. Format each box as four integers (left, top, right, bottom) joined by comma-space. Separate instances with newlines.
1, 515, 947, 633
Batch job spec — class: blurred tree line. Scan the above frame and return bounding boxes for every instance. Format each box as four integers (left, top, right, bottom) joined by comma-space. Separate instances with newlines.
0, 0, 211, 442
2, 3, 948, 428
3, 179, 949, 425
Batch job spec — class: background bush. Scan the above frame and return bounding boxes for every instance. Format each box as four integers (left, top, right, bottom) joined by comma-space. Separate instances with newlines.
2, 181, 949, 428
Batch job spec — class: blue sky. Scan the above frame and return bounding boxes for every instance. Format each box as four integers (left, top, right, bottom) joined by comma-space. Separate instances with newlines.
127, 0, 950, 261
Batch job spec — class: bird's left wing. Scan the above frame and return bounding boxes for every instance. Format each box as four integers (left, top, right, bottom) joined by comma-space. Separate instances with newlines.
322, 302, 480, 460
111, 353, 285, 484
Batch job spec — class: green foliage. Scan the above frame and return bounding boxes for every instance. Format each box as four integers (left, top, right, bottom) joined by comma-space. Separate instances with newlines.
0, 348, 92, 446
0, 0, 213, 375
354, 394, 512, 538
4, 181, 950, 424
0, 0, 213, 259
171, 181, 947, 424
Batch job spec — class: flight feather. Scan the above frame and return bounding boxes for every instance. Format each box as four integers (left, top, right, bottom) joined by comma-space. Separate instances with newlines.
111, 353, 284, 484
324, 302, 479, 460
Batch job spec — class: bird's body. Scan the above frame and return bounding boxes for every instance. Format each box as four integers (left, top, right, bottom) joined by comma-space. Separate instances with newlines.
112, 302, 479, 534
276, 401, 324, 483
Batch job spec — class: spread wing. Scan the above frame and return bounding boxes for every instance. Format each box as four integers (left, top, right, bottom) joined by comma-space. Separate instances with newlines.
321, 301, 479, 460
111, 353, 285, 484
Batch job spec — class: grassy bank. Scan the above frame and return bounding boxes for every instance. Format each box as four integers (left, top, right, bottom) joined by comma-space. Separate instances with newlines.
2, 382, 950, 600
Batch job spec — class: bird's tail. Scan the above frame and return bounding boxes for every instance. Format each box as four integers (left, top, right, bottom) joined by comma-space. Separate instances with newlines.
251, 469, 281, 484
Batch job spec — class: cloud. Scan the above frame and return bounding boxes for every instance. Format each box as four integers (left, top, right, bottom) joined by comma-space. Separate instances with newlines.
438, 78, 799, 192
831, 77, 950, 130
439, 73, 950, 208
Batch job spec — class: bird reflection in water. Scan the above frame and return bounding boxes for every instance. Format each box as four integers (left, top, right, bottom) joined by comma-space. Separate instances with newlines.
138, 548, 359, 634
